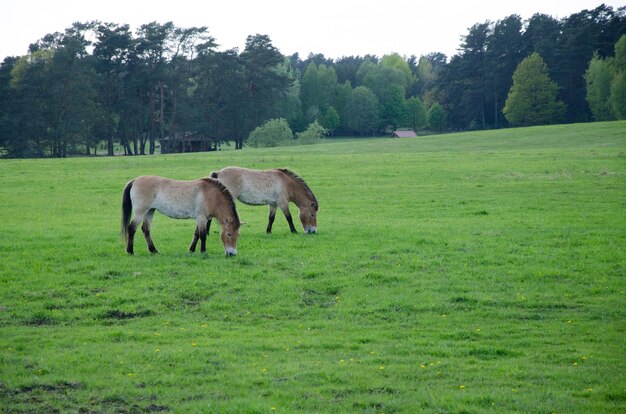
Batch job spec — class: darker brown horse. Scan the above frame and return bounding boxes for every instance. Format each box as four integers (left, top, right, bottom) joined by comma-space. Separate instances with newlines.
210, 166, 318, 234
121, 176, 240, 255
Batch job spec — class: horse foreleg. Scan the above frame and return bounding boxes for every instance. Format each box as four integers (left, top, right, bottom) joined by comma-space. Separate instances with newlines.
189, 219, 211, 252
281, 206, 298, 233
202, 219, 213, 252
266, 206, 277, 234
142, 209, 158, 254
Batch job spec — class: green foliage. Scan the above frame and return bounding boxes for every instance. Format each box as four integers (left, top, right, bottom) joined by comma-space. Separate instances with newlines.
300, 63, 338, 124
345, 86, 380, 135
295, 120, 327, 144
300, 63, 318, 120
0, 122, 624, 412
613, 34, 626, 72
609, 71, 626, 119
319, 105, 340, 134
246, 118, 293, 147
503, 53, 566, 126
380, 84, 406, 131
610, 35, 626, 120
585, 54, 616, 121
427, 102, 447, 132
405, 96, 427, 130
584, 35, 626, 121
379, 53, 414, 87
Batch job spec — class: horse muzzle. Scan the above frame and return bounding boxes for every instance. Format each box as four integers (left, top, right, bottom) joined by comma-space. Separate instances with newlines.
225, 247, 237, 256
305, 227, 317, 234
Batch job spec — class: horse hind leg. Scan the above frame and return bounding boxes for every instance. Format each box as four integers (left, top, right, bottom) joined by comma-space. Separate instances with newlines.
189, 227, 200, 253
142, 209, 159, 254
126, 221, 137, 254
266, 206, 277, 234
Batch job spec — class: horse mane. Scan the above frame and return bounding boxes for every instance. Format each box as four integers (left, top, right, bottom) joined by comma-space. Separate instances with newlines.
277, 168, 318, 206
202, 177, 241, 227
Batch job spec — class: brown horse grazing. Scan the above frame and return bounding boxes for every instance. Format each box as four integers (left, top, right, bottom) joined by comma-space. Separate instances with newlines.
210, 166, 318, 234
121, 176, 240, 256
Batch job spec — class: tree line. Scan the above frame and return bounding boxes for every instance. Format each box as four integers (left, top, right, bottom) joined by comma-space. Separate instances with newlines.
0, 4, 624, 157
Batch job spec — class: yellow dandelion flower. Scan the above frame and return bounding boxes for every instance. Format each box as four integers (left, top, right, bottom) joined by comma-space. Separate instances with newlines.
379, 366, 385, 370
459, 385, 465, 389
261, 368, 268, 373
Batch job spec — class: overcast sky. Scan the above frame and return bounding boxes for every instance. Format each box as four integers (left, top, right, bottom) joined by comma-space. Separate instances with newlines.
2, 1, 623, 61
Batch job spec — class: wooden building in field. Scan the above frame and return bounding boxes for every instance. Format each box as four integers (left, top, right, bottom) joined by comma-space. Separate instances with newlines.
161, 132, 219, 153
391, 130, 417, 138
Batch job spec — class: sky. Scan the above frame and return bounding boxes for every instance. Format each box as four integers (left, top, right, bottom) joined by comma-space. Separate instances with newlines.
1, 1, 624, 61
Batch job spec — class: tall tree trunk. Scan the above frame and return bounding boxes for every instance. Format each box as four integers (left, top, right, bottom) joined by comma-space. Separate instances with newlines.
158, 82, 165, 155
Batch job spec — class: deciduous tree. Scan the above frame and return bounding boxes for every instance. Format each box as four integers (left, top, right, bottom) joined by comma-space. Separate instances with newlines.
503, 53, 566, 126
585, 53, 616, 121
345, 86, 380, 135
405, 96, 427, 131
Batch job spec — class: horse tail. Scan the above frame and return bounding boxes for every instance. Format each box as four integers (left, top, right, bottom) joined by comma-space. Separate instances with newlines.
210, 171, 219, 179
121, 179, 134, 242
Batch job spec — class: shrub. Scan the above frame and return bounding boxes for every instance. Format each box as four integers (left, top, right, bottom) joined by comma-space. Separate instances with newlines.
246, 119, 293, 148
295, 121, 327, 145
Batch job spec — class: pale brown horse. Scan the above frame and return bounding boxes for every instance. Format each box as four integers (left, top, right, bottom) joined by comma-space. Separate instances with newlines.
121, 176, 240, 255
210, 166, 318, 234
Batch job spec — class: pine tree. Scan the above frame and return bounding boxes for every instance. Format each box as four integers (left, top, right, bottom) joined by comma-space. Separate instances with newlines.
503, 53, 566, 126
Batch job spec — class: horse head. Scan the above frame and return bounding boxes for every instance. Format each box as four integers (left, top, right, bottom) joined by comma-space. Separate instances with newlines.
299, 201, 318, 234
220, 217, 239, 256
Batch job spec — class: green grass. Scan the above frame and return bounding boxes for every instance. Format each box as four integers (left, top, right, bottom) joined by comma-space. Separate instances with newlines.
0, 122, 625, 413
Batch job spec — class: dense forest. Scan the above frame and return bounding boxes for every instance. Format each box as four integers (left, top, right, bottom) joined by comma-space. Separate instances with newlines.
0, 4, 624, 157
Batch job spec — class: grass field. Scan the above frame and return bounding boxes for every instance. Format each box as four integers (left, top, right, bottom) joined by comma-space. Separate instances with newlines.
0, 121, 625, 413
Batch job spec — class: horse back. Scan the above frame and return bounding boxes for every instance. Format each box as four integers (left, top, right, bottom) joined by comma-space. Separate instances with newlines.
131, 176, 208, 219
215, 167, 286, 206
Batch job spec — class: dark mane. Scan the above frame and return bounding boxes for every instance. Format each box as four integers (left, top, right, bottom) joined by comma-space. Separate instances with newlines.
202, 177, 241, 227
277, 168, 318, 205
